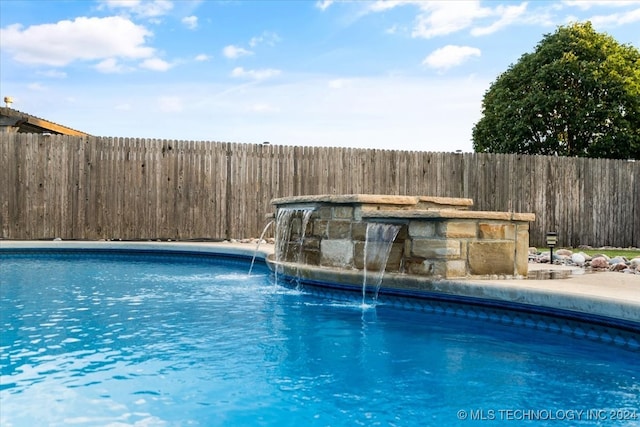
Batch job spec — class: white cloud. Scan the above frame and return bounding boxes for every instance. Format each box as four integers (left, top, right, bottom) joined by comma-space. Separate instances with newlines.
182, 15, 198, 30
115, 103, 132, 111
222, 33, 278, 61
316, 0, 334, 11
223, 45, 253, 59
0, 17, 155, 66
422, 45, 481, 70
368, 1, 421, 13
412, 1, 492, 38
518, 7, 555, 27
27, 82, 47, 91
364, 0, 529, 38
140, 57, 172, 71
562, 0, 640, 10
194, 54, 210, 61
385, 24, 399, 34
95, 55, 171, 74
588, 7, 640, 27
100, 0, 173, 18
249, 31, 281, 48
230, 67, 281, 81
95, 58, 131, 73
471, 3, 528, 36
37, 69, 67, 78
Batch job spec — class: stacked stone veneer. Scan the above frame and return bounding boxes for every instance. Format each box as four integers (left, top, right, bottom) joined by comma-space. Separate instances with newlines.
271, 195, 536, 279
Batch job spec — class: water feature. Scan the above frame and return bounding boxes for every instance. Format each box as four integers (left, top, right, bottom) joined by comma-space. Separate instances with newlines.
362, 223, 401, 306
248, 219, 275, 276
273, 207, 314, 284
270, 194, 535, 279
294, 209, 314, 288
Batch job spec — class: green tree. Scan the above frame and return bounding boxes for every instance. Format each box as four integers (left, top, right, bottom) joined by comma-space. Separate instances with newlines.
472, 22, 640, 159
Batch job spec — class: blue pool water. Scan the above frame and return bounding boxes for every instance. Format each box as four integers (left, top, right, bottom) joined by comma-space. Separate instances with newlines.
1, 251, 639, 426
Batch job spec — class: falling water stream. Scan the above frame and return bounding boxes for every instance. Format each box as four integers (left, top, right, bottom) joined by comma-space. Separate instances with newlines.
248, 219, 275, 276
271, 210, 399, 303
273, 207, 315, 285
294, 209, 314, 288
362, 223, 401, 307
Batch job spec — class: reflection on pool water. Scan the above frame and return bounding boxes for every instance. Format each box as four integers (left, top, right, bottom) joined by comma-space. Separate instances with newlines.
1, 251, 639, 426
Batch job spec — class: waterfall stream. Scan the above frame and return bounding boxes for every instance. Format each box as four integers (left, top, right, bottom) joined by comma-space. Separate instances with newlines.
248, 219, 275, 276
362, 223, 401, 306
273, 207, 314, 285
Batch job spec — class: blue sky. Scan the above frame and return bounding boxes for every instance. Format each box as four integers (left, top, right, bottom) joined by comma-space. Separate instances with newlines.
1, 1, 639, 152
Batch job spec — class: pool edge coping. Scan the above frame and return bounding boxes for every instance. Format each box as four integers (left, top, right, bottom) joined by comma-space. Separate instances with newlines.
0, 240, 274, 260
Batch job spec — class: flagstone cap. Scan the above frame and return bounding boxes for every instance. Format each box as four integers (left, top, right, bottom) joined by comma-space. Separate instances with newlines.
271, 194, 474, 209
271, 194, 534, 222
362, 208, 535, 222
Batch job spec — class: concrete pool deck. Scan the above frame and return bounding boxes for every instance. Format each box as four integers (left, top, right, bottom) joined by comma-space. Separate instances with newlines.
461, 263, 640, 325
1, 240, 639, 327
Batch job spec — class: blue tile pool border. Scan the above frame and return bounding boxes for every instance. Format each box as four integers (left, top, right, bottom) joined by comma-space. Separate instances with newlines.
0, 247, 254, 264
276, 275, 640, 351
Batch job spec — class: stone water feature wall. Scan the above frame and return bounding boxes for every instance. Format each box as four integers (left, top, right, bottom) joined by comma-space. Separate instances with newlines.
271, 195, 535, 279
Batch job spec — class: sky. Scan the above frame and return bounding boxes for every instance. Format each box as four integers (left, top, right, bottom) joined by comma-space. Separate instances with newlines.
1, 1, 639, 153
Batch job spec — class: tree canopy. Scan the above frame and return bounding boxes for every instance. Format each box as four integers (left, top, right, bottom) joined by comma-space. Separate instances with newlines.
472, 22, 640, 160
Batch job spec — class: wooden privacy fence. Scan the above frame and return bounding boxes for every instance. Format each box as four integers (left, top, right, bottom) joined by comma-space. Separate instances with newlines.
1, 133, 638, 247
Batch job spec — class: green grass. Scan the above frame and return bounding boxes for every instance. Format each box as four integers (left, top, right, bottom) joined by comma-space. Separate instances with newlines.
565, 248, 640, 259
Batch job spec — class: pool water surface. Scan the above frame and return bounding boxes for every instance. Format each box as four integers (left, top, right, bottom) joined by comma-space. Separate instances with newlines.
1, 251, 639, 426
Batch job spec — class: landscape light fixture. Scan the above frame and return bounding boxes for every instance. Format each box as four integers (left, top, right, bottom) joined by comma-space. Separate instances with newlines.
546, 231, 557, 264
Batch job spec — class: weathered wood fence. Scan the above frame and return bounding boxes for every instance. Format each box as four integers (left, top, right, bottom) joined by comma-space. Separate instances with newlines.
1, 133, 638, 247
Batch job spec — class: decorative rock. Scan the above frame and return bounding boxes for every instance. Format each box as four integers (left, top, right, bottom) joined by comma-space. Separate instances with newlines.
609, 256, 628, 265
529, 248, 638, 274
554, 254, 570, 263
590, 257, 609, 269
571, 253, 586, 266
577, 252, 592, 261
610, 262, 628, 272
528, 247, 538, 255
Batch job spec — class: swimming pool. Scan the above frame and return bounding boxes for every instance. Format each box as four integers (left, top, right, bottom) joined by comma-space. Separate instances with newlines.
1, 249, 639, 426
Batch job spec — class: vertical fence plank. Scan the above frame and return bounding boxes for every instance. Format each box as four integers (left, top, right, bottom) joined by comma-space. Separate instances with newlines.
0, 133, 13, 237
